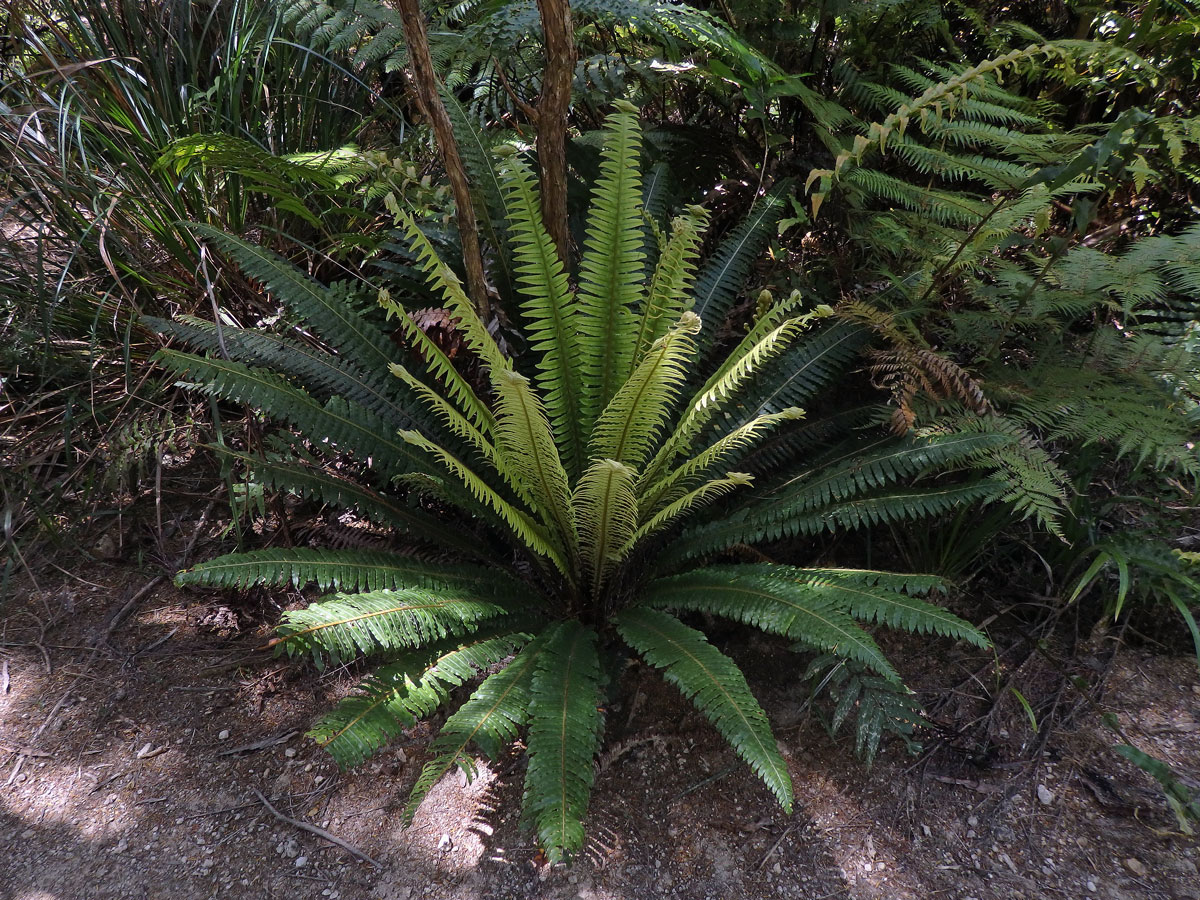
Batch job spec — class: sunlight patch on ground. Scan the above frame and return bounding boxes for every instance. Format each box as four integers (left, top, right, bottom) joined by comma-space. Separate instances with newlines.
399, 758, 498, 872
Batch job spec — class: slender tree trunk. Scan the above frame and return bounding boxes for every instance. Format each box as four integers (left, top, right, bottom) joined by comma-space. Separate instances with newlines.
396, 0, 491, 320
534, 0, 575, 266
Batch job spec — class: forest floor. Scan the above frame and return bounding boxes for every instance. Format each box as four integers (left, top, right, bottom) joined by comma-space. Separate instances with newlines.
2, 489, 1199, 900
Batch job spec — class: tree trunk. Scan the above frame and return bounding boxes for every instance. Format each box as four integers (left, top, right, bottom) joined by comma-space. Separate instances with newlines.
534, 0, 575, 267
396, 0, 491, 320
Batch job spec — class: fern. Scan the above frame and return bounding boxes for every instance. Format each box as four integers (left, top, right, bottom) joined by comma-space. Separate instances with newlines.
164, 107, 1003, 858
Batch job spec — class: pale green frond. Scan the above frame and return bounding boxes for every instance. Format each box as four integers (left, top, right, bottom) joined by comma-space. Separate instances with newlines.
395, 210, 509, 374
311, 629, 533, 769
403, 637, 544, 823
641, 568, 900, 680
399, 430, 569, 575
523, 621, 603, 863
589, 312, 702, 469
643, 315, 809, 482
574, 459, 639, 596
614, 608, 792, 811
633, 206, 708, 362
498, 153, 585, 476
621, 473, 753, 555
272, 588, 506, 665
642, 408, 805, 515
491, 369, 576, 562
176, 547, 527, 597
380, 289, 496, 433
576, 102, 646, 435
391, 363, 500, 468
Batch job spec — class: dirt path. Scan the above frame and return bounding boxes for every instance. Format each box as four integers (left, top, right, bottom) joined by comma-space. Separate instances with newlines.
2, 562, 1198, 900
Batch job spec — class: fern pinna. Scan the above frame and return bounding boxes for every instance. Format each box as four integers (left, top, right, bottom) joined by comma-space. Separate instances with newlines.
159, 104, 998, 862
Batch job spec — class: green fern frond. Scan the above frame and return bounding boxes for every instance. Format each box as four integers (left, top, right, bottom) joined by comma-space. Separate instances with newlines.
696, 564, 986, 647
633, 206, 708, 361
398, 429, 570, 574
644, 408, 805, 513
640, 568, 900, 680
575, 102, 646, 433
148, 316, 416, 430
691, 180, 792, 349
645, 315, 808, 481
574, 459, 639, 595
274, 589, 508, 664
622, 472, 753, 551
311, 630, 532, 769
523, 621, 603, 863
379, 290, 496, 434
176, 546, 521, 594
190, 226, 397, 372
614, 608, 792, 810
404, 637, 544, 823
491, 368, 576, 560
155, 350, 433, 476
396, 211, 509, 372
498, 154, 585, 475
590, 312, 701, 469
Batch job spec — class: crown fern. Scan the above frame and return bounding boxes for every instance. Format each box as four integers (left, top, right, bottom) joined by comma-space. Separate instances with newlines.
162, 107, 1002, 862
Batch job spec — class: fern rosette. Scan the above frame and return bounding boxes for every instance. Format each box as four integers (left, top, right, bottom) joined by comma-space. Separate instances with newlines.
161, 104, 997, 862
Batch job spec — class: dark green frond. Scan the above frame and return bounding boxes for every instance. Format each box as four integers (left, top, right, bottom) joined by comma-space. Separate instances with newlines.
155, 350, 434, 476
691, 181, 791, 351
614, 608, 792, 811
639, 567, 900, 680
523, 621, 603, 863
189, 226, 398, 372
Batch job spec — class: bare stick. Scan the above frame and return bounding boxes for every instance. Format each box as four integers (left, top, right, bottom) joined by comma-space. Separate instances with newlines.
216, 729, 298, 758
251, 787, 382, 868
756, 823, 796, 872
1, 658, 9, 694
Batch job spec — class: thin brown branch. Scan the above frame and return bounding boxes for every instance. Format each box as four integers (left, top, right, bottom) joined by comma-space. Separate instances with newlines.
397, 0, 491, 321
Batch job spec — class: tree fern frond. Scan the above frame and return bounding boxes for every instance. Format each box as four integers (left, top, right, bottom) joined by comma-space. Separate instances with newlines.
640, 568, 900, 680
575, 102, 646, 433
273, 589, 507, 664
311, 630, 533, 769
524, 621, 603, 863
498, 153, 585, 475
404, 637, 544, 823
614, 608, 792, 810
574, 459, 639, 595
590, 312, 702, 469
